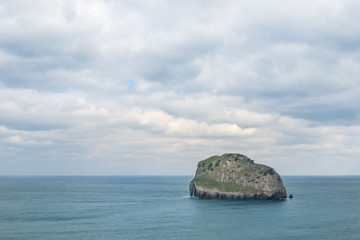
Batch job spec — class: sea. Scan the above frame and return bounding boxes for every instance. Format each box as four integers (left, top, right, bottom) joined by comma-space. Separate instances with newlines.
0, 176, 359, 240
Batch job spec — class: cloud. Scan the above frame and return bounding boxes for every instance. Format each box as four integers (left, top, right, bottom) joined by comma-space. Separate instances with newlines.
5, 135, 35, 144
0, 0, 359, 175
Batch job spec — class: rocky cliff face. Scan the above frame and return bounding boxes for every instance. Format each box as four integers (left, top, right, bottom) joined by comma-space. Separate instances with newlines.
189, 153, 287, 199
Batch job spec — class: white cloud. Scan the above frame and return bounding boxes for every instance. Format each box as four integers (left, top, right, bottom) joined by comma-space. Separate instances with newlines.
5, 135, 35, 144
0, 0, 359, 175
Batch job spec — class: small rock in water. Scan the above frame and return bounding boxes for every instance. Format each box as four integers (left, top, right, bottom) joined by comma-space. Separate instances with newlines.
289, 194, 294, 199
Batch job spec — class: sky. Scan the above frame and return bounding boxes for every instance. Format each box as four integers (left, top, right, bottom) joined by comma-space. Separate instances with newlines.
0, 0, 359, 175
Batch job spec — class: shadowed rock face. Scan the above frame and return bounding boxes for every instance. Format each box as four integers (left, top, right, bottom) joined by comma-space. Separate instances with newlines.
189, 153, 287, 200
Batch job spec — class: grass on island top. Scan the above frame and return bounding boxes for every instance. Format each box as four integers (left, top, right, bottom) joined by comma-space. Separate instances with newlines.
197, 154, 275, 177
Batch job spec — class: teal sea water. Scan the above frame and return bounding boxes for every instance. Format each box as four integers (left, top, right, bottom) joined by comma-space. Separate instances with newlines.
0, 176, 359, 239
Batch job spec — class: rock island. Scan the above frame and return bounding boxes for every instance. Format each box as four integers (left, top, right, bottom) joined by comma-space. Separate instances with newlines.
189, 153, 287, 199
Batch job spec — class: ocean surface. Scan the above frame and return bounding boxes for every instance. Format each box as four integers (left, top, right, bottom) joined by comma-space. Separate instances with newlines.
0, 176, 359, 240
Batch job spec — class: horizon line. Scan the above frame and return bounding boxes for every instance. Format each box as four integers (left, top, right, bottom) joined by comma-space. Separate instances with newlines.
0, 174, 359, 177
